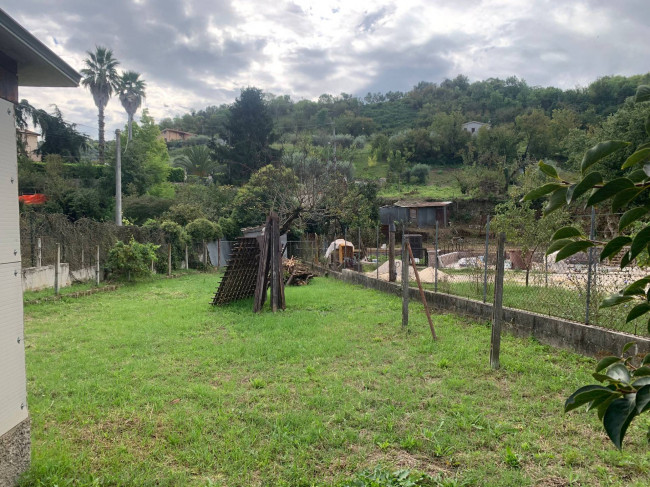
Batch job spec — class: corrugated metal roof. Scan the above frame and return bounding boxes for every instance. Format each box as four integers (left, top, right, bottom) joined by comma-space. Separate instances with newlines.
394, 201, 453, 208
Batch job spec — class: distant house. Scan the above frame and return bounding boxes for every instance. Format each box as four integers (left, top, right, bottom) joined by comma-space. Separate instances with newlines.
16, 128, 39, 161
160, 128, 195, 143
462, 121, 488, 136
380, 201, 453, 228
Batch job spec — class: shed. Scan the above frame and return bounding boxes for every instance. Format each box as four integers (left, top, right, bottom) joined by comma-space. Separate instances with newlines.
380, 201, 452, 228
0, 8, 80, 485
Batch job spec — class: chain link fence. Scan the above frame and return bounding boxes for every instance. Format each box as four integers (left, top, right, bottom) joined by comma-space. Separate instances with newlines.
287, 215, 649, 338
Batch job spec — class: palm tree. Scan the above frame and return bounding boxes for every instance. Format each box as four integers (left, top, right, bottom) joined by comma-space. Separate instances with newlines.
174, 145, 220, 178
80, 46, 119, 164
118, 71, 146, 141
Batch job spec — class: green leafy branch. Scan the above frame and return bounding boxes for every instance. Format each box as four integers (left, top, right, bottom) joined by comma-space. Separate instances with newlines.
525, 85, 650, 449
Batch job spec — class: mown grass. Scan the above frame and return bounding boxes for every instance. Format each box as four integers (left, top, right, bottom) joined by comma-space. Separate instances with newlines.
20, 274, 650, 486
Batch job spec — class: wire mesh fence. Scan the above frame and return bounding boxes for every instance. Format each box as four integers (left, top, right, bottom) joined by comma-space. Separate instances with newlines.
288, 215, 649, 338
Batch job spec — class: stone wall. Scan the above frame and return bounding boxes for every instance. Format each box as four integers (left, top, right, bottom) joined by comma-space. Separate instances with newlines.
0, 418, 30, 486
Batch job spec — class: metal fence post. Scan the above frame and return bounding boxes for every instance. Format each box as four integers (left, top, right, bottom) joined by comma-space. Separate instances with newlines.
434, 220, 439, 293
490, 232, 506, 370
402, 231, 409, 330
586, 207, 596, 324
37, 237, 42, 267
54, 242, 60, 295
96, 245, 100, 285
376, 224, 380, 279
389, 222, 396, 282
483, 215, 490, 303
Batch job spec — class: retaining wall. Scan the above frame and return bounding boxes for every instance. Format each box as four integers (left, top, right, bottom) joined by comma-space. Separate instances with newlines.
22, 264, 99, 292
314, 264, 650, 358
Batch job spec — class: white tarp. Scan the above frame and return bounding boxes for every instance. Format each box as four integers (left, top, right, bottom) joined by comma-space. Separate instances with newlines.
324, 239, 355, 259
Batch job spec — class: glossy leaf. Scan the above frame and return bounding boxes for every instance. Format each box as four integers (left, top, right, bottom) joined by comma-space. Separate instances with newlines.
600, 236, 632, 262
607, 363, 631, 383
626, 303, 650, 323
546, 238, 572, 256
620, 251, 632, 269
627, 168, 647, 182
601, 293, 634, 308
556, 241, 594, 262
570, 172, 603, 203
587, 178, 635, 207
611, 188, 644, 212
633, 366, 650, 377
544, 187, 568, 215
595, 356, 621, 373
522, 183, 564, 202
619, 208, 648, 232
632, 377, 650, 387
622, 342, 636, 354
636, 85, 650, 103
603, 396, 637, 449
629, 225, 650, 261
646, 113, 650, 137
621, 147, 650, 169
564, 385, 618, 413
551, 227, 582, 240
644, 163, 650, 177
581, 141, 630, 174
623, 277, 650, 296
539, 161, 560, 179
637, 385, 650, 414
643, 354, 650, 366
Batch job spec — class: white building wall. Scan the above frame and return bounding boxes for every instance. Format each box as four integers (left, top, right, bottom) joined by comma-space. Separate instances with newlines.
0, 99, 28, 437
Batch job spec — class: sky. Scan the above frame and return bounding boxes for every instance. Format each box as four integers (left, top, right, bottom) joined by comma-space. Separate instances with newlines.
4, 0, 649, 137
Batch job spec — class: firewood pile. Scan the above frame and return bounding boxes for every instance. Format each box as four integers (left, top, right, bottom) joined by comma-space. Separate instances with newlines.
283, 257, 314, 286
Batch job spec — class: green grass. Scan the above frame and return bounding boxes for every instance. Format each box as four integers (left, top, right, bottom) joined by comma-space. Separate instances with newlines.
22, 281, 112, 303
20, 274, 650, 486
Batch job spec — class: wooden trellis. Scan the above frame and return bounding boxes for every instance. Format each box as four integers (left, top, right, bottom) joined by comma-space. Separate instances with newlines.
211, 212, 286, 312
211, 237, 260, 305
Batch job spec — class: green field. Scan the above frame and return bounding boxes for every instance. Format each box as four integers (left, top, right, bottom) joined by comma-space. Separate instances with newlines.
19, 274, 650, 486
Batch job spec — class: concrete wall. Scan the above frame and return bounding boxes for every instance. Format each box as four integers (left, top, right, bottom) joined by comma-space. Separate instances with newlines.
314, 264, 650, 358
22, 264, 99, 292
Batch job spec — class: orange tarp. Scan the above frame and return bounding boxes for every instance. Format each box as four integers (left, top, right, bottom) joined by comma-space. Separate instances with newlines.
19, 194, 47, 205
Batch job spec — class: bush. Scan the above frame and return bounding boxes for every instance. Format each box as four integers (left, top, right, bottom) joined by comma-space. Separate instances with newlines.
123, 195, 174, 225
410, 164, 430, 185
186, 218, 222, 243
106, 238, 158, 280
167, 167, 185, 182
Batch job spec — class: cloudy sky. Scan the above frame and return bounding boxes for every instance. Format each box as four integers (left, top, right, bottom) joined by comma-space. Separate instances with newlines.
4, 0, 649, 137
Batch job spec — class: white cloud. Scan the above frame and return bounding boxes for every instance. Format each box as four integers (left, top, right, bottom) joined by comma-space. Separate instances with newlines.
4, 0, 649, 138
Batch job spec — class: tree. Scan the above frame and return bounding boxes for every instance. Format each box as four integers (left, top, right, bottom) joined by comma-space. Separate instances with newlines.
525, 85, 650, 449
81, 46, 120, 164
118, 71, 146, 141
223, 87, 274, 183
174, 145, 220, 178
491, 200, 567, 286
17, 101, 89, 161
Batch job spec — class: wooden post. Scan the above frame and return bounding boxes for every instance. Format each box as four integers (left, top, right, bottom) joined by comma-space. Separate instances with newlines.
376, 225, 380, 280
37, 237, 42, 267
217, 239, 221, 269
407, 243, 437, 340
81, 247, 85, 269
434, 220, 438, 292
490, 232, 506, 370
167, 243, 172, 277
483, 215, 490, 303
95, 246, 100, 285
401, 235, 409, 330
389, 222, 396, 282
185, 244, 189, 270
54, 243, 60, 295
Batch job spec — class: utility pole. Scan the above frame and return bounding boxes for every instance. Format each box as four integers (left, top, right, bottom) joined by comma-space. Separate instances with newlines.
332, 122, 336, 162
115, 129, 122, 226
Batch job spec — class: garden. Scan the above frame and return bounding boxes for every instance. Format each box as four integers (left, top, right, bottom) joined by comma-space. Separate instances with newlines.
18, 273, 650, 486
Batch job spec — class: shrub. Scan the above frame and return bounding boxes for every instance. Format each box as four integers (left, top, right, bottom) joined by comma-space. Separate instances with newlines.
186, 218, 222, 243
410, 164, 430, 185
167, 167, 185, 182
106, 238, 158, 280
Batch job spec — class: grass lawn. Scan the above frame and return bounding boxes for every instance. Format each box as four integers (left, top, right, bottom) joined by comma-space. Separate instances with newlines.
20, 274, 650, 486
